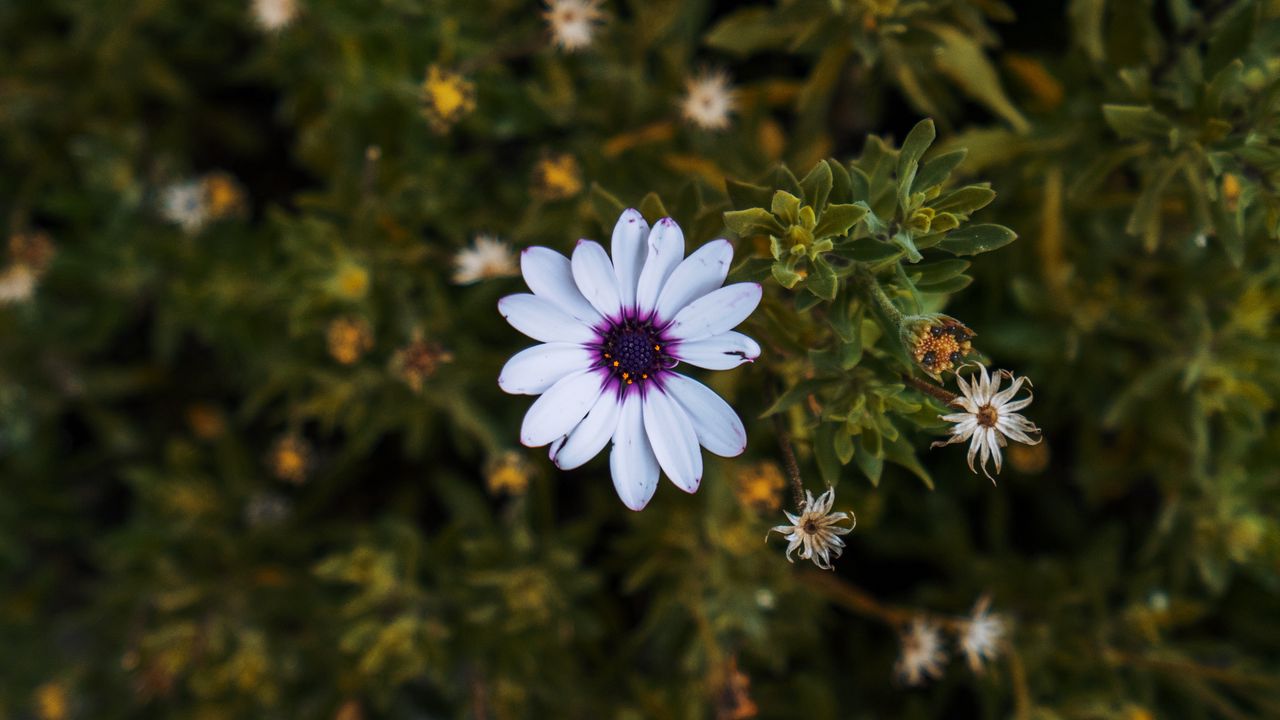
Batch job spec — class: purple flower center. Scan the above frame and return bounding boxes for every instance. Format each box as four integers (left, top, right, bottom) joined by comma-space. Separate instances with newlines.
597, 318, 673, 387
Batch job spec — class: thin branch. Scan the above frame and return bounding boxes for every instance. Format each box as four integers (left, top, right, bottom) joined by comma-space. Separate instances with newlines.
903, 374, 958, 404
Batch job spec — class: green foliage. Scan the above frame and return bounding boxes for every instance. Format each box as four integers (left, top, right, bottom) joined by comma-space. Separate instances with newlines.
2, 1, 1280, 719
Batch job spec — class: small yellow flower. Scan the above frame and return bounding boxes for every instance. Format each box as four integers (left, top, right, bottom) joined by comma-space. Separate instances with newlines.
420, 65, 476, 133
735, 462, 785, 512
531, 153, 583, 201
202, 171, 246, 219
390, 333, 454, 392
270, 434, 312, 485
34, 681, 69, 720
327, 316, 374, 365
331, 263, 370, 300
1222, 173, 1242, 212
486, 450, 531, 496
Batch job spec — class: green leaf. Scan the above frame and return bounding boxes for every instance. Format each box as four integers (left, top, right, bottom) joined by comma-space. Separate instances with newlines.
813, 203, 868, 239
931, 185, 996, 215
896, 119, 936, 206
834, 427, 855, 465
829, 160, 853, 204
761, 379, 825, 417
926, 23, 1030, 133
916, 274, 973, 293
807, 256, 838, 300
1102, 105, 1174, 141
830, 297, 856, 343
724, 208, 785, 238
799, 160, 833, 210
773, 166, 804, 199
911, 259, 970, 285
771, 190, 802, 225
589, 183, 626, 233
638, 192, 668, 223
911, 149, 968, 195
890, 231, 923, 263
771, 262, 803, 289
884, 436, 934, 490
726, 178, 774, 210
937, 224, 1017, 255
847, 165, 871, 202
728, 257, 774, 283
815, 424, 842, 487
1069, 0, 1107, 63
854, 436, 883, 486
705, 8, 798, 55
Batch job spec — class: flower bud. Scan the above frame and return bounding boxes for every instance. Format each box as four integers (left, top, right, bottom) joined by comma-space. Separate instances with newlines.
900, 314, 976, 377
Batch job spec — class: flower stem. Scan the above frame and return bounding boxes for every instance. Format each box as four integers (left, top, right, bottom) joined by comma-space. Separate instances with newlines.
776, 425, 806, 511
902, 374, 958, 404
854, 263, 904, 328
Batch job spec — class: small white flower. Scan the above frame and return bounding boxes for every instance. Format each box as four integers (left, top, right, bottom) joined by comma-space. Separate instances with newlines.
159, 180, 208, 234
0, 264, 37, 304
931, 363, 1041, 482
959, 595, 1006, 674
543, 0, 604, 52
498, 210, 762, 511
896, 618, 947, 686
680, 70, 736, 131
453, 235, 520, 285
767, 487, 855, 570
252, 0, 298, 32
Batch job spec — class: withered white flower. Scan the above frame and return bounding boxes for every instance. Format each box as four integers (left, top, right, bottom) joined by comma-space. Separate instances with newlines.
680, 70, 736, 131
252, 0, 298, 31
498, 210, 762, 511
543, 0, 604, 52
959, 595, 1006, 674
159, 180, 207, 234
0, 264, 37, 305
454, 235, 520, 285
931, 363, 1041, 482
896, 618, 947, 686
768, 487, 855, 570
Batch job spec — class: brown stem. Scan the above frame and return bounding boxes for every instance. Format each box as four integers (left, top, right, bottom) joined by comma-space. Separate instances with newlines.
903, 374, 958, 404
802, 570, 968, 631
1102, 648, 1279, 688
775, 424, 806, 510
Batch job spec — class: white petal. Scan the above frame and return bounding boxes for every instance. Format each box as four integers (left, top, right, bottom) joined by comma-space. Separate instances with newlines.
989, 374, 1026, 408
521, 247, 603, 325
1001, 395, 1034, 413
498, 294, 596, 344
653, 239, 733, 323
643, 387, 703, 493
634, 218, 685, 316
671, 331, 761, 370
551, 390, 622, 470
520, 370, 604, 447
571, 240, 622, 318
499, 343, 595, 395
610, 209, 649, 309
663, 373, 747, 457
665, 283, 762, 342
610, 391, 660, 511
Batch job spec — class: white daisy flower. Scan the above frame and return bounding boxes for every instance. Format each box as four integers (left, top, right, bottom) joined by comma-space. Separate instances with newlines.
252, 0, 298, 32
498, 209, 762, 511
767, 487, 855, 570
680, 70, 736, 131
543, 0, 604, 52
159, 180, 208, 234
453, 235, 520, 285
896, 618, 947, 686
959, 595, 1006, 674
931, 363, 1041, 482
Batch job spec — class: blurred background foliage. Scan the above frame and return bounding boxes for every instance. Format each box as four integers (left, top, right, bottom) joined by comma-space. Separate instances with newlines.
2, 0, 1279, 718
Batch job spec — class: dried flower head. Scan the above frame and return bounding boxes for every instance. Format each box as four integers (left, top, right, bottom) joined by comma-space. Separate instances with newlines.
10, 230, 56, 274
531, 153, 583, 201
932, 363, 1042, 482
959, 595, 1006, 673
486, 450, 531, 496
390, 333, 453, 392
327, 316, 374, 365
252, 0, 298, 31
715, 656, 758, 720
735, 461, 786, 512
453, 235, 520, 285
269, 434, 312, 485
543, 0, 604, 52
0, 264, 38, 305
420, 65, 476, 133
681, 69, 736, 131
768, 487, 855, 570
896, 618, 947, 686
901, 314, 975, 377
